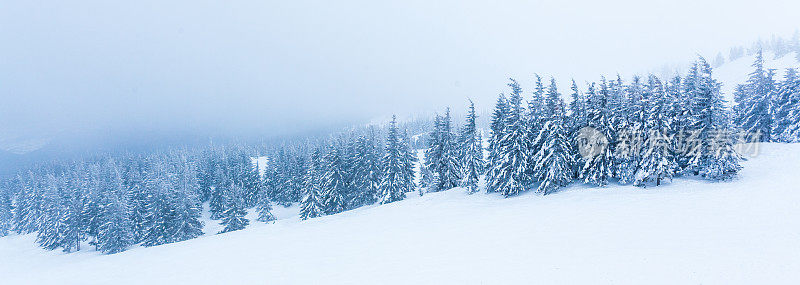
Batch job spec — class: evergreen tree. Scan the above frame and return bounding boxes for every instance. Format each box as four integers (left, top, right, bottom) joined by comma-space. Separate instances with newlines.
526, 75, 547, 180
35, 174, 74, 251
635, 75, 678, 186
218, 181, 249, 234
167, 158, 204, 242
379, 116, 410, 204
422, 115, 443, 192
684, 57, 742, 180
774, 69, 800, 141
735, 49, 776, 142
255, 188, 276, 223
12, 171, 40, 234
568, 79, 587, 132
458, 100, 483, 194
614, 76, 645, 184
237, 153, 262, 208
489, 79, 532, 196
401, 129, 418, 193
96, 189, 135, 254
580, 80, 615, 186
350, 128, 382, 206
485, 94, 508, 193
430, 109, 461, 191
299, 150, 324, 220
208, 166, 227, 220
531, 79, 574, 194
321, 143, 347, 215
0, 182, 13, 237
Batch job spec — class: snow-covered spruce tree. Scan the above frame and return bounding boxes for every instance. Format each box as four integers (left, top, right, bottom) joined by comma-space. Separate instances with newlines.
299, 149, 324, 220
567, 79, 587, 178
218, 181, 249, 234
197, 151, 218, 202
774, 69, 800, 141
236, 152, 262, 209
580, 80, 615, 186
531, 78, 574, 194
525, 75, 546, 181
485, 94, 509, 194
350, 128, 383, 207
490, 79, 531, 197
401, 129, 418, 193
321, 143, 348, 215
432, 109, 461, 191
421, 115, 442, 193
568, 79, 587, 133
36, 174, 72, 251
209, 166, 227, 220
60, 172, 85, 253
255, 187, 275, 223
139, 159, 202, 246
684, 57, 742, 180
458, 100, 484, 194
418, 160, 433, 196
735, 49, 776, 142
95, 161, 135, 254
667, 75, 695, 173
140, 163, 171, 247
614, 76, 645, 184
122, 159, 149, 243
12, 171, 41, 234
634, 75, 678, 186
96, 188, 135, 254
167, 157, 204, 242
379, 116, 411, 204
0, 182, 12, 237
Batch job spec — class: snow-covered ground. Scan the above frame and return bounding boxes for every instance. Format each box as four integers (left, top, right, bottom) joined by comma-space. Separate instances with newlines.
2, 143, 800, 284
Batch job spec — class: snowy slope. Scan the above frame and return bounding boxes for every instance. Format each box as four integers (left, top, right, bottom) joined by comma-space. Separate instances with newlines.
2, 143, 800, 284
715, 52, 800, 104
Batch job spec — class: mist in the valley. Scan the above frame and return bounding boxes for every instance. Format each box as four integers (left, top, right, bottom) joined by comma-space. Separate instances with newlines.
1, 0, 798, 174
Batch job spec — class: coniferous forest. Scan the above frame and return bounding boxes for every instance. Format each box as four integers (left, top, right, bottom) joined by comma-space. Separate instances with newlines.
1, 53, 800, 255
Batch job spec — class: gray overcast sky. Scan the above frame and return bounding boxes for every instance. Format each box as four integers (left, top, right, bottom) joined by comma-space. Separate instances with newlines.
1, 0, 799, 143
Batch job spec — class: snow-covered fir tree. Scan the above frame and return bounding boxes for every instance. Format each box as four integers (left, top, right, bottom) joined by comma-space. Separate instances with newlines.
531, 79, 574, 194
684, 57, 742, 180
350, 128, 383, 207
425, 109, 460, 191
96, 188, 135, 254
0, 182, 13, 237
735, 49, 777, 142
458, 100, 484, 194
12, 171, 40, 234
580, 80, 615, 186
774, 69, 800, 141
635, 75, 678, 186
401, 129, 418, 193
299, 150, 325, 220
379, 116, 411, 204
489, 79, 532, 196
218, 181, 249, 234
485, 94, 508, 194
614, 76, 646, 184
568, 79, 587, 132
256, 184, 276, 223
321, 143, 348, 214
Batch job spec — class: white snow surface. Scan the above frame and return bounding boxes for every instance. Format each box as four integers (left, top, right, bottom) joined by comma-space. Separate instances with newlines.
2, 143, 800, 284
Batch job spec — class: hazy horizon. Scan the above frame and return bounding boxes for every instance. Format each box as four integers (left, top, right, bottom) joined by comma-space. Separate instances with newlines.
2, 0, 799, 160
